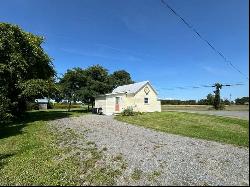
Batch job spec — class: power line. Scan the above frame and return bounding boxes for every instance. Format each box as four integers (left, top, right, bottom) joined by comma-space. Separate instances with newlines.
160, 0, 249, 80
157, 82, 244, 91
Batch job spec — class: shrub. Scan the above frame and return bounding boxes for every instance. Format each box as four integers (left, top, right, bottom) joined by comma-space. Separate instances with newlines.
121, 108, 135, 116
26, 102, 39, 111
47, 102, 53, 109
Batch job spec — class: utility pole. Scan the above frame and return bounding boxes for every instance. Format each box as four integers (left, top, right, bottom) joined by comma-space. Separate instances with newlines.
213, 83, 222, 110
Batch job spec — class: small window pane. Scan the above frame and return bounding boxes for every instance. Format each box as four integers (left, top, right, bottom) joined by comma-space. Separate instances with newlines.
144, 98, 148, 104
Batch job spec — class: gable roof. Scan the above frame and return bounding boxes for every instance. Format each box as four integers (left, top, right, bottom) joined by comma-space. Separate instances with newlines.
112, 80, 157, 95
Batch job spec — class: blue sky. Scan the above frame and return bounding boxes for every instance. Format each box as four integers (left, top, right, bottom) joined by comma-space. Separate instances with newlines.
0, 0, 249, 100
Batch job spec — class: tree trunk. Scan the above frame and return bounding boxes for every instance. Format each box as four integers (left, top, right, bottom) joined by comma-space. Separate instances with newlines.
68, 101, 71, 112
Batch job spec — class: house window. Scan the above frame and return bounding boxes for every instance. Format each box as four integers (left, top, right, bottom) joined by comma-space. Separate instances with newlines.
144, 98, 149, 104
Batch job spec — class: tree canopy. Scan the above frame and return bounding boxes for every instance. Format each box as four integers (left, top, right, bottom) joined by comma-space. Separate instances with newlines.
58, 65, 133, 111
0, 22, 56, 122
110, 70, 134, 89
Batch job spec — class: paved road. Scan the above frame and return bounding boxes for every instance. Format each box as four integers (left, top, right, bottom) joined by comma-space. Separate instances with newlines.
166, 110, 249, 120
50, 115, 249, 186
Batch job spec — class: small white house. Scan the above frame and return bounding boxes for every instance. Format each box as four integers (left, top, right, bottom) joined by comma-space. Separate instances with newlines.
95, 81, 161, 115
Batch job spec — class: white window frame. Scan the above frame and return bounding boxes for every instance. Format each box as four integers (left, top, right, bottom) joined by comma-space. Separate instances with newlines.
144, 97, 149, 104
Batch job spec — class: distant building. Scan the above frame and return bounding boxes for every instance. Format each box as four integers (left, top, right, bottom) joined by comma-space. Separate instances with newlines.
35, 98, 49, 110
95, 81, 161, 115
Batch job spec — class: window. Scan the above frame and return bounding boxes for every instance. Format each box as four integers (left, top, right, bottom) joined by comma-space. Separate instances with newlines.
144, 98, 149, 104
115, 97, 120, 104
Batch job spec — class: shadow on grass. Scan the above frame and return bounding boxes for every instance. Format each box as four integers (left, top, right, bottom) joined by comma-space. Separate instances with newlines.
0, 153, 16, 169
0, 109, 89, 140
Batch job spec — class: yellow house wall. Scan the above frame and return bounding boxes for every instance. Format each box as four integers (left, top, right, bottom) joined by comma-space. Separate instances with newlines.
124, 83, 161, 112
94, 96, 107, 114
95, 83, 161, 115
102, 93, 127, 115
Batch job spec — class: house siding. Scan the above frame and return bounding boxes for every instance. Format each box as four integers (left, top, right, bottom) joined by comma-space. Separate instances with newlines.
94, 96, 107, 114
132, 83, 161, 112
95, 82, 161, 115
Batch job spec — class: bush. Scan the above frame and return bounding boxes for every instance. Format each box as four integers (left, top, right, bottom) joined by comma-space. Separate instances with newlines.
218, 103, 225, 110
47, 102, 53, 109
26, 102, 39, 111
121, 108, 135, 116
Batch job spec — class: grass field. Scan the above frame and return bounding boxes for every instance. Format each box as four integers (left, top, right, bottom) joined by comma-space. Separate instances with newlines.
0, 109, 121, 185
115, 112, 249, 147
161, 104, 249, 111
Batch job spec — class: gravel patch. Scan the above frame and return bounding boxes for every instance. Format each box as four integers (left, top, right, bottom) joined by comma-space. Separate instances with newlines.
50, 114, 249, 186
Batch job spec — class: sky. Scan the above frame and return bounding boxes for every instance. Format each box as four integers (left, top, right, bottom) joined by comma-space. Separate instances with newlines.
0, 0, 249, 100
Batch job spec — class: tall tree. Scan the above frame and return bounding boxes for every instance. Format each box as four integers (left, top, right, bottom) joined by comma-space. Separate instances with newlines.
0, 22, 56, 121
110, 70, 134, 89
59, 68, 87, 111
84, 65, 111, 109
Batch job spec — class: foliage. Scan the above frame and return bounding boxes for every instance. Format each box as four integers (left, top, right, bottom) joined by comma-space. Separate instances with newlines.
59, 68, 87, 111
26, 102, 39, 111
52, 103, 83, 109
59, 65, 134, 111
161, 99, 197, 105
206, 93, 215, 105
0, 94, 12, 123
0, 22, 56, 121
121, 108, 135, 116
115, 112, 249, 147
235, 97, 249, 105
161, 93, 230, 107
110, 70, 134, 89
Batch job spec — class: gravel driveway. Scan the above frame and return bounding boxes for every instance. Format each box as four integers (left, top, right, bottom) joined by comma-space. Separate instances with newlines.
50, 114, 249, 186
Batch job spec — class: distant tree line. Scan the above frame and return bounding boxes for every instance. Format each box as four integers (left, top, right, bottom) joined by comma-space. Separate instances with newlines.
235, 97, 249, 105
161, 94, 247, 106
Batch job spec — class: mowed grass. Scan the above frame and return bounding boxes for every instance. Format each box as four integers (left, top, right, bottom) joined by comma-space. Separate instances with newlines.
115, 112, 249, 147
0, 109, 124, 185
0, 109, 87, 185
161, 104, 249, 111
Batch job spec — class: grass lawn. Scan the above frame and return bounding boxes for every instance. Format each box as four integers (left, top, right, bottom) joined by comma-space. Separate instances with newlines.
115, 112, 249, 147
0, 109, 122, 185
161, 104, 249, 111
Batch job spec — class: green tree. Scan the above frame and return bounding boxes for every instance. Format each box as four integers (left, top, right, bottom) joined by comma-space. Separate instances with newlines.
222, 99, 231, 105
206, 93, 215, 105
84, 65, 111, 110
110, 70, 134, 89
59, 68, 87, 111
235, 97, 249, 105
0, 22, 56, 121
59, 65, 134, 112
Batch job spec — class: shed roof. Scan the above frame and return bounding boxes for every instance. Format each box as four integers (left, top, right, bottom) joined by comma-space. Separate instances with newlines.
35, 98, 49, 103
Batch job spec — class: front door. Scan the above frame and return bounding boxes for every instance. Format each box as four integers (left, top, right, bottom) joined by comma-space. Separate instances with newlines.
115, 97, 120, 112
